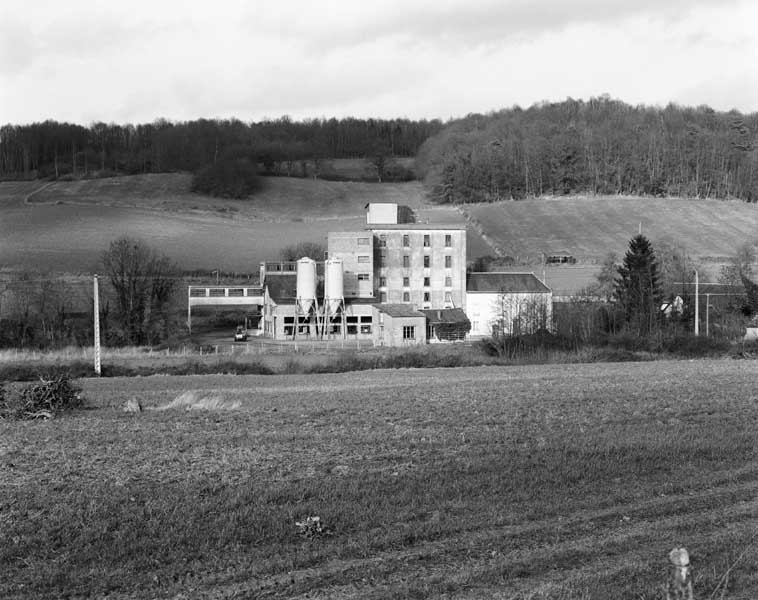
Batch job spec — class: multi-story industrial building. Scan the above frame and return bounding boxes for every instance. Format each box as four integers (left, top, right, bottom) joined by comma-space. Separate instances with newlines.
258, 203, 468, 343
188, 202, 552, 345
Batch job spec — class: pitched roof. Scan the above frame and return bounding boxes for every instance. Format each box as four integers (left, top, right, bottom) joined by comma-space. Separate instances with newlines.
482, 265, 600, 296
373, 304, 426, 318
420, 308, 470, 324
466, 272, 551, 294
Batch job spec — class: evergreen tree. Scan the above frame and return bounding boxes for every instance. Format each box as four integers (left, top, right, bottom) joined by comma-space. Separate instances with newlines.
614, 234, 663, 335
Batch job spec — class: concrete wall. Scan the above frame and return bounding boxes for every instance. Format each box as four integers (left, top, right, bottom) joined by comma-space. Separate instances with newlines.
371, 229, 466, 310
327, 232, 374, 298
466, 291, 552, 337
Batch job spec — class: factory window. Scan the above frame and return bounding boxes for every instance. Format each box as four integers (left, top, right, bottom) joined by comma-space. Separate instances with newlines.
423, 292, 430, 302
402, 326, 415, 340
445, 234, 452, 247
378, 235, 387, 247
445, 255, 452, 268
444, 291, 452, 302
358, 273, 370, 281
403, 292, 410, 302
423, 234, 430, 247
379, 276, 387, 287
423, 256, 430, 268
403, 255, 410, 268
403, 277, 410, 287
445, 276, 452, 287
380, 291, 387, 302
423, 277, 430, 287
360, 316, 372, 323
357, 237, 370, 245
358, 255, 370, 263
360, 324, 372, 334
403, 234, 410, 247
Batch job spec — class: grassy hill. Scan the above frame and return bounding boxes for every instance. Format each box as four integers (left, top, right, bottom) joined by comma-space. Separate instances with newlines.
0, 171, 485, 273
465, 196, 758, 265
3, 172, 757, 276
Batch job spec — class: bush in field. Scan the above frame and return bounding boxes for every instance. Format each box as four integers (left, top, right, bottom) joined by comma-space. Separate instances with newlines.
0, 373, 83, 420
191, 147, 261, 199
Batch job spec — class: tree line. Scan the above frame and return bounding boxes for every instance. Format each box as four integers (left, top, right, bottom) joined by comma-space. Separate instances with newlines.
417, 96, 758, 203
0, 117, 442, 180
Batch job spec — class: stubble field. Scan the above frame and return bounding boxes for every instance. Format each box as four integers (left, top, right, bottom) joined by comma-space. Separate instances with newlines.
2, 359, 758, 599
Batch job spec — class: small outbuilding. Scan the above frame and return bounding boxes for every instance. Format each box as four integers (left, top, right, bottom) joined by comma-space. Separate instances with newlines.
372, 304, 427, 346
421, 308, 471, 342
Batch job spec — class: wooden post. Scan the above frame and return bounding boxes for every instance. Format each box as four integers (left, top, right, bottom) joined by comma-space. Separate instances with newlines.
93, 275, 101, 376
666, 547, 693, 600
694, 271, 699, 336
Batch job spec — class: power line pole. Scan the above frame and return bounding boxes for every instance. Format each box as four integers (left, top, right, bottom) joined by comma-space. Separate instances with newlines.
93, 274, 101, 376
694, 271, 699, 336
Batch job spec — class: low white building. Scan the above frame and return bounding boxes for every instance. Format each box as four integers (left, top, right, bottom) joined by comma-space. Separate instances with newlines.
465, 272, 552, 337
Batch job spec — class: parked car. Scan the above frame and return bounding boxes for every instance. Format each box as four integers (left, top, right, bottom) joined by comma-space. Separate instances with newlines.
234, 326, 248, 341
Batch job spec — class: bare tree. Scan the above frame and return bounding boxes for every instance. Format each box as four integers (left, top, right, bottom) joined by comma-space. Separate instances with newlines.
101, 237, 177, 345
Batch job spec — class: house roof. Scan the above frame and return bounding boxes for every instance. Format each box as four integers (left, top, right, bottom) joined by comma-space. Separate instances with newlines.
420, 308, 470, 325
467, 272, 551, 294
483, 265, 601, 296
372, 304, 426, 318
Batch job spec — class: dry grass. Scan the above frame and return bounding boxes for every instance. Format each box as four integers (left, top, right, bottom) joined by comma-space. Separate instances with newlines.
2, 360, 758, 598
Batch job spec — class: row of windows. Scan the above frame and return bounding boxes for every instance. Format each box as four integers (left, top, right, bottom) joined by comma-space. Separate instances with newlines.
375, 234, 454, 248
378, 276, 453, 287
378, 291, 454, 302
394, 255, 453, 268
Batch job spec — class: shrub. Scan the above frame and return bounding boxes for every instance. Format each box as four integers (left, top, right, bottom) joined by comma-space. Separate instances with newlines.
0, 373, 83, 420
191, 150, 261, 199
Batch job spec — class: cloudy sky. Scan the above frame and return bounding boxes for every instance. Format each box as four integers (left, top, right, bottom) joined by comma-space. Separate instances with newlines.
2, 0, 757, 125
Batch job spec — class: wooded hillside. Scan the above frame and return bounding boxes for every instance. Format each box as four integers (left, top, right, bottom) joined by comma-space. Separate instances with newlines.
417, 96, 758, 203
0, 117, 441, 180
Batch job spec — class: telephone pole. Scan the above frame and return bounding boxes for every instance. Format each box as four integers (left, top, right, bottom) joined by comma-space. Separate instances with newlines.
93, 274, 101, 376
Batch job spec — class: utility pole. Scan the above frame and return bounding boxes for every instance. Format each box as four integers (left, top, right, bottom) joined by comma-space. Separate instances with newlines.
694, 271, 699, 336
93, 274, 101, 376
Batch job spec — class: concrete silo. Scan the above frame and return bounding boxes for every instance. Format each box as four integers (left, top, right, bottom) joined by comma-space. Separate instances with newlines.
323, 258, 345, 338
324, 259, 344, 315
296, 257, 318, 337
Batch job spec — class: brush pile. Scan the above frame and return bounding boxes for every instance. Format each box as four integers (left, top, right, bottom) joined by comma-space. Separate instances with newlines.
295, 516, 333, 539
0, 373, 83, 420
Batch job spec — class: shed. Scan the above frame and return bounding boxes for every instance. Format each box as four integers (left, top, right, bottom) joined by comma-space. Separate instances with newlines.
421, 308, 471, 342
372, 304, 427, 346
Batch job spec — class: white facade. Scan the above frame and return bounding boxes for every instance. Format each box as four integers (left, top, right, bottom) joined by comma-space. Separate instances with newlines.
465, 272, 552, 337
466, 291, 552, 337
366, 203, 398, 225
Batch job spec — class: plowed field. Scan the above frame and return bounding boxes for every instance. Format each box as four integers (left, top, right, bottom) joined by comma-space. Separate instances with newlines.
2, 360, 758, 598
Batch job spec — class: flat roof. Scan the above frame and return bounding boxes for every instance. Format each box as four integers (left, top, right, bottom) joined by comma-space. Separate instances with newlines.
372, 303, 426, 318
367, 223, 466, 231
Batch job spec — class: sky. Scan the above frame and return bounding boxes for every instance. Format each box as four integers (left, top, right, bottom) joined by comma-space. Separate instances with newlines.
2, 0, 757, 125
